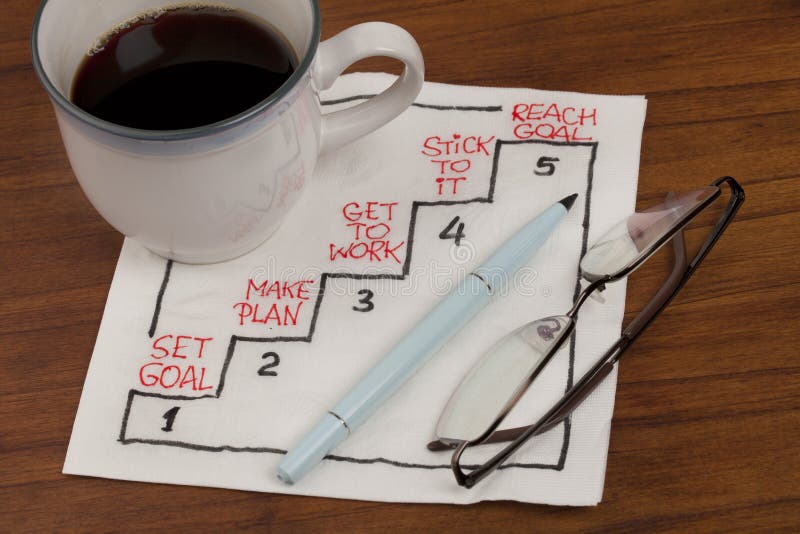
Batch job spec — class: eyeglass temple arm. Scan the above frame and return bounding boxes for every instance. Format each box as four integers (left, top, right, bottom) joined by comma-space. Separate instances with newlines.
623, 176, 744, 342
690, 176, 745, 272
622, 193, 689, 337
427, 230, 688, 453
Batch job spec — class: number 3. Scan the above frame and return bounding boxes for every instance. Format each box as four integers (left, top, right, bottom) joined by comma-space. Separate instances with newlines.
353, 289, 375, 312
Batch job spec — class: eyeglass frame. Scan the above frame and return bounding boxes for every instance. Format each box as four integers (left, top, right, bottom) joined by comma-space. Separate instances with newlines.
428, 176, 745, 488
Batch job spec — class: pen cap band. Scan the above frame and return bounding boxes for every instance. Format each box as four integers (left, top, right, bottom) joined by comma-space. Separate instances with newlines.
277, 413, 348, 485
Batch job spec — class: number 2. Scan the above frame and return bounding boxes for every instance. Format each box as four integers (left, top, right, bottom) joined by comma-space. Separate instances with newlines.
258, 352, 280, 376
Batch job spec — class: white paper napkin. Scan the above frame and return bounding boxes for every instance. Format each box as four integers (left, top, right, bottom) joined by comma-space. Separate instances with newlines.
64, 73, 646, 505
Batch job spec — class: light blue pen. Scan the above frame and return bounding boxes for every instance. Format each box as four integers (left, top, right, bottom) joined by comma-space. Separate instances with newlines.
277, 193, 578, 484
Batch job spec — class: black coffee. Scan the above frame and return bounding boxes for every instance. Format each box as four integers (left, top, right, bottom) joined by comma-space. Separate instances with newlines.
71, 6, 296, 130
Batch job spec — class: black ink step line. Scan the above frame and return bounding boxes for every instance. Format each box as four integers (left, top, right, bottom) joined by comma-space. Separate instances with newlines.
223, 143, 502, 345
148, 260, 173, 338
322, 94, 502, 112
119, 387, 564, 471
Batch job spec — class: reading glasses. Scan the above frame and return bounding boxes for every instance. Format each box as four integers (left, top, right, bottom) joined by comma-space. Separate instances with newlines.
429, 176, 745, 488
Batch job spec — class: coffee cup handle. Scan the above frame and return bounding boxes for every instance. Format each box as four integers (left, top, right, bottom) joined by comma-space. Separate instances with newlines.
313, 22, 424, 153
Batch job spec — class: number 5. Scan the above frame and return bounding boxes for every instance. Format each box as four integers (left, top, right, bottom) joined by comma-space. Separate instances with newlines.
534, 156, 560, 176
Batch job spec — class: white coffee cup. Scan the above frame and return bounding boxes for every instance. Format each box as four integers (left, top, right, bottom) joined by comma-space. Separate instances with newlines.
32, 0, 424, 263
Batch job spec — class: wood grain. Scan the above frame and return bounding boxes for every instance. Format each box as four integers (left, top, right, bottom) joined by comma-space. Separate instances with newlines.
2, 0, 799, 531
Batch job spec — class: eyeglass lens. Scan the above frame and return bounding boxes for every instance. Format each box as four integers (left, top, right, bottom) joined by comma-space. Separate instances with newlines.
435, 315, 573, 445
580, 186, 718, 281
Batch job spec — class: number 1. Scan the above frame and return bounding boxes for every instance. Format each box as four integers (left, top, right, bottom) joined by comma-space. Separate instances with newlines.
161, 406, 180, 432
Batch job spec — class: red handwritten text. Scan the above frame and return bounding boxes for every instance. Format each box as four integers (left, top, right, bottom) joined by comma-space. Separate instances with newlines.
421, 134, 495, 196
139, 334, 214, 391
511, 103, 597, 142
233, 278, 314, 326
330, 201, 404, 263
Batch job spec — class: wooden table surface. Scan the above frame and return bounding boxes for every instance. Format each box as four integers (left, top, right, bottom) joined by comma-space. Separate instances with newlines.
2, 0, 799, 531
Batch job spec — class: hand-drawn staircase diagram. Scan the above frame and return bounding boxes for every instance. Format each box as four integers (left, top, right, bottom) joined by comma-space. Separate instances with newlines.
119, 97, 599, 474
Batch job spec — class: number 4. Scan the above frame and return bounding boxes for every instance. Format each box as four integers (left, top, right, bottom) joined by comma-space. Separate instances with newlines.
440, 216, 466, 246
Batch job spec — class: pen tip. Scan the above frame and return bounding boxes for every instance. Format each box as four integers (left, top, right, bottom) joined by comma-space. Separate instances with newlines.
559, 193, 579, 211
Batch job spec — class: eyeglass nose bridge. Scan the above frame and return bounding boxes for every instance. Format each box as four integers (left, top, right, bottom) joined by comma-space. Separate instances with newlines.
567, 277, 610, 318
